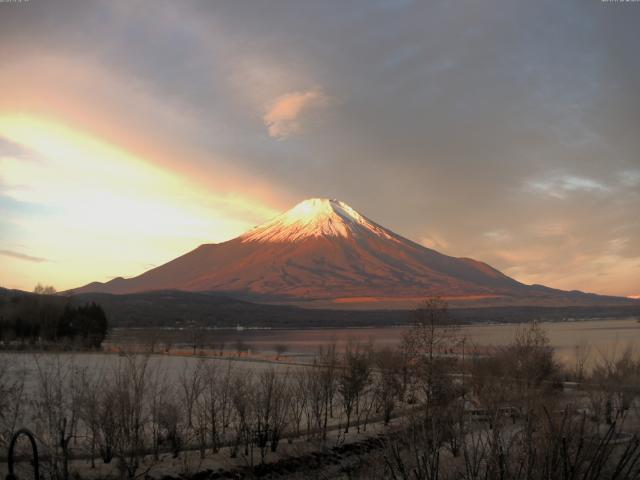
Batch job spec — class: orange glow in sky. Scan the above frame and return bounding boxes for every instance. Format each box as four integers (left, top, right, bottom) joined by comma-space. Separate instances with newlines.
0, 114, 279, 291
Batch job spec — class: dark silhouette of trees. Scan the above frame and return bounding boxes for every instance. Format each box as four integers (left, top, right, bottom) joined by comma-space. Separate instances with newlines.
57, 303, 109, 348
0, 290, 108, 349
34, 283, 57, 295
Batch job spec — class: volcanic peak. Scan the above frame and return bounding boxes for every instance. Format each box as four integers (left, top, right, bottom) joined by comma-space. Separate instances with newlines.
240, 198, 397, 243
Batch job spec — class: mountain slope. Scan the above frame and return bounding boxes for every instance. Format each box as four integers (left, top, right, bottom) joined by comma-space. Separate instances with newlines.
73, 198, 634, 307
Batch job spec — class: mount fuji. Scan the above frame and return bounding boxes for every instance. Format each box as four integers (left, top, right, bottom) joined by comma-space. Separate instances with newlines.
74, 198, 633, 308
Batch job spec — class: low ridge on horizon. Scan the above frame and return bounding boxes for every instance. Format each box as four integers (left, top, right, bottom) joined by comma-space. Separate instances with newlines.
73, 198, 635, 308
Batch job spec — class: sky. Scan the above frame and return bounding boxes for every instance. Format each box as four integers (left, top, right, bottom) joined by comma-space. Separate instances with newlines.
0, 0, 639, 297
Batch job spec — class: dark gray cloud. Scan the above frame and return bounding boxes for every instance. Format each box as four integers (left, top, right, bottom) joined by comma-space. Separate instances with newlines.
1, 0, 638, 295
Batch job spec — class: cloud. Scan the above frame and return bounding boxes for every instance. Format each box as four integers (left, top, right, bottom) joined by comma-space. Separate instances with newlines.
263, 88, 327, 139
526, 175, 609, 199
606, 237, 630, 255
483, 229, 512, 243
619, 170, 640, 187
530, 222, 568, 238
0, 250, 48, 263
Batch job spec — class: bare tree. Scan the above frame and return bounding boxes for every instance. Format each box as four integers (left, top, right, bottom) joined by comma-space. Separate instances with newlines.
137, 359, 170, 461
469, 322, 559, 432
573, 339, 592, 382
587, 345, 639, 424
305, 362, 325, 440
158, 398, 182, 458
269, 370, 291, 453
110, 354, 150, 480
178, 359, 205, 454
97, 384, 117, 464
288, 369, 308, 440
355, 372, 376, 433
0, 355, 26, 450
379, 383, 640, 480
404, 297, 458, 363
31, 355, 82, 480
339, 342, 371, 433
219, 363, 236, 446
403, 298, 459, 414
373, 348, 404, 425
201, 362, 223, 453
230, 371, 252, 459
79, 363, 107, 468
253, 367, 290, 462
193, 362, 214, 459
34, 283, 57, 295
198, 361, 237, 455
317, 344, 339, 442
189, 325, 205, 355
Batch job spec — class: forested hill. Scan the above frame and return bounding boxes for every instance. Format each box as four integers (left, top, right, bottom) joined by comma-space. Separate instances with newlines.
0, 287, 108, 347
2, 288, 639, 329
69, 290, 640, 328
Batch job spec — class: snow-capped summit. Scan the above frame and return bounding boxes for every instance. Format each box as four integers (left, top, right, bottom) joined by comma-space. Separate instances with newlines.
240, 198, 397, 243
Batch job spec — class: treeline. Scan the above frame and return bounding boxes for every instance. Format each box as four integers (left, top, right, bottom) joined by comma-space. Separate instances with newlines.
0, 288, 108, 349
68, 289, 640, 328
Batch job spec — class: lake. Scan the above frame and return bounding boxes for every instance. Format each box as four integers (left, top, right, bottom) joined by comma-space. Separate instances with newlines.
105, 317, 640, 367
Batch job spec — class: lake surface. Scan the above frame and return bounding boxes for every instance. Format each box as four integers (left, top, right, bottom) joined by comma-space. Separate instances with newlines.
106, 317, 640, 367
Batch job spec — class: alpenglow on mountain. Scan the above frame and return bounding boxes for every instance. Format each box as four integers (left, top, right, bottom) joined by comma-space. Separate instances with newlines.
75, 198, 630, 307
